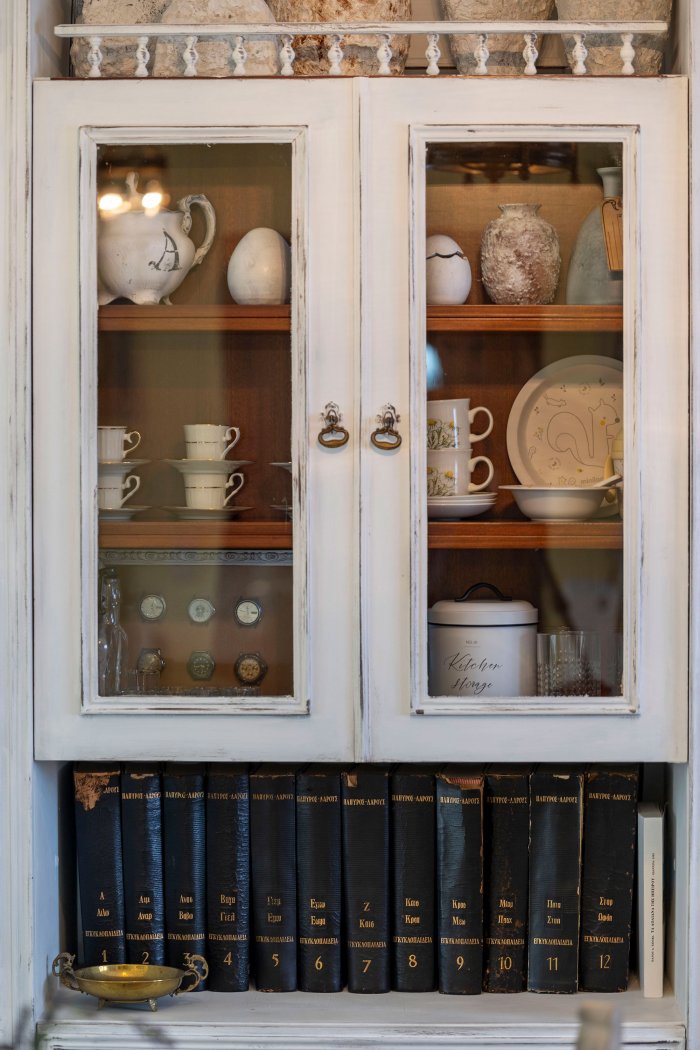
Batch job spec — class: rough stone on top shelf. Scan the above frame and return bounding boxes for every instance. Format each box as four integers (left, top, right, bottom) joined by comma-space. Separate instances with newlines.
266, 0, 410, 75
71, 0, 169, 77
153, 0, 280, 76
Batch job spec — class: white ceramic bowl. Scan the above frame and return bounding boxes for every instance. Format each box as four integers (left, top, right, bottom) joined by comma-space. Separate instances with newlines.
500, 485, 607, 522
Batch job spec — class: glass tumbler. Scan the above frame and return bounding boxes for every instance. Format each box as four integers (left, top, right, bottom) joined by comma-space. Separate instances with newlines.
537, 630, 601, 697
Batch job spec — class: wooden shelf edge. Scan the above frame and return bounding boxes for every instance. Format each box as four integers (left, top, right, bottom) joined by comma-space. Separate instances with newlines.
99, 304, 291, 332
427, 304, 623, 332
99, 520, 293, 550
428, 520, 623, 549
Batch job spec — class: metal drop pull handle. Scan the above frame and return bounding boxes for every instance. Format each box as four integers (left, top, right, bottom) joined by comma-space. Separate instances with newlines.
371, 404, 402, 450
318, 402, 349, 448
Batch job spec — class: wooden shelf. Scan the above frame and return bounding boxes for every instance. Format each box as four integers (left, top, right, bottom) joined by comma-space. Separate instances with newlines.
98, 304, 291, 332
99, 519, 620, 551
99, 520, 293, 549
98, 303, 623, 334
426, 304, 623, 332
428, 520, 623, 549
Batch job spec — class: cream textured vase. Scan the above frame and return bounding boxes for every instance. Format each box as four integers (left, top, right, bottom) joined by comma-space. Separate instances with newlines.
71, 0, 168, 77
481, 204, 561, 305
555, 0, 672, 75
438, 0, 554, 75
153, 0, 280, 76
265, 0, 411, 75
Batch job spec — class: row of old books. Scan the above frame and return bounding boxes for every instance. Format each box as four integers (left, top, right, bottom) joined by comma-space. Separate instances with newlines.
73, 762, 642, 995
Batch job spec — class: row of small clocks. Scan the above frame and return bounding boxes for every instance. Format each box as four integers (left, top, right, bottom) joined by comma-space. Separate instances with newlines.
139, 594, 263, 627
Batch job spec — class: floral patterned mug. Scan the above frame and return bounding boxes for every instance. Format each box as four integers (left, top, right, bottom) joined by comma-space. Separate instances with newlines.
427, 398, 493, 449
427, 449, 494, 495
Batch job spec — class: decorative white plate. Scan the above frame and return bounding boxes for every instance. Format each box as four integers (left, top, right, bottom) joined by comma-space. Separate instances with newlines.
97, 458, 149, 475
428, 495, 496, 519
98, 505, 149, 521
166, 506, 254, 520
506, 355, 623, 487
165, 459, 252, 475
270, 461, 292, 473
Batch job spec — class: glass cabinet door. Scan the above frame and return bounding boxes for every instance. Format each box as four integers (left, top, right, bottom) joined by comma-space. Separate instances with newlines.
361, 78, 688, 762
34, 80, 358, 761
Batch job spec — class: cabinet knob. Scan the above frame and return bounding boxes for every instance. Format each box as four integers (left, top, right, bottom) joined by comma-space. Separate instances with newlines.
318, 402, 349, 448
371, 404, 402, 450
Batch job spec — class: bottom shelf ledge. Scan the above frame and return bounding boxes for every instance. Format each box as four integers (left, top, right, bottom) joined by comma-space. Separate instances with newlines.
38, 983, 685, 1049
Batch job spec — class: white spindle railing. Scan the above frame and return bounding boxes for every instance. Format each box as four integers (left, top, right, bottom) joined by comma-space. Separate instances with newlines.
55, 20, 668, 78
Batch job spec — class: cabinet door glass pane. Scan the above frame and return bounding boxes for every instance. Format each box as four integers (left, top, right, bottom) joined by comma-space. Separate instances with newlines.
423, 139, 624, 702
95, 141, 295, 700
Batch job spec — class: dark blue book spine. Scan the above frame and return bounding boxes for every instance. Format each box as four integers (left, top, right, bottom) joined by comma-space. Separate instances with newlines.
391, 769, 436, 991
483, 771, 529, 992
527, 769, 583, 993
73, 764, 126, 966
206, 765, 250, 991
163, 764, 206, 984
250, 768, 297, 991
580, 767, 639, 992
436, 771, 483, 994
121, 765, 165, 965
296, 768, 343, 992
341, 767, 390, 993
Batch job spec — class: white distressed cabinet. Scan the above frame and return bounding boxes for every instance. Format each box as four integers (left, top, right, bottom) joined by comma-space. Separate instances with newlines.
19, 57, 695, 1050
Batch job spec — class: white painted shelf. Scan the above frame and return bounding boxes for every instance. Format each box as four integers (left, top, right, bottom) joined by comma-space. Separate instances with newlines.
38, 984, 685, 1048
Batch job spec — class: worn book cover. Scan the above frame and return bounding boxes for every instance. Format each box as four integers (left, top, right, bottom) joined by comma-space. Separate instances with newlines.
121, 763, 165, 965
74, 763, 126, 966
527, 768, 583, 993
637, 802, 664, 998
341, 766, 390, 993
206, 764, 250, 991
250, 766, 297, 991
391, 767, 436, 991
296, 766, 343, 991
162, 764, 206, 983
580, 766, 639, 992
483, 768, 529, 992
435, 768, 483, 994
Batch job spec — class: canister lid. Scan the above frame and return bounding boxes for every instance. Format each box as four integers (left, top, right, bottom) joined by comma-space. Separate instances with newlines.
428, 582, 537, 627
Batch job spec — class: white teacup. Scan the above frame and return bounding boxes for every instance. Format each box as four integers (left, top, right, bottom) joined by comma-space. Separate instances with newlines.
98, 474, 141, 509
427, 398, 493, 449
184, 471, 244, 509
98, 425, 141, 461
427, 449, 494, 496
184, 424, 241, 460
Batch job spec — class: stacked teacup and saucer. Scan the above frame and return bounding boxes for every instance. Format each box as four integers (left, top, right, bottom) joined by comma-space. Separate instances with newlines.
97, 425, 149, 520
165, 424, 253, 520
426, 399, 496, 519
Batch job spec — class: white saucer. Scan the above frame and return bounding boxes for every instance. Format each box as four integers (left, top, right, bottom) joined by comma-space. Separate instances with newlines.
97, 458, 149, 475
99, 504, 149, 521
165, 458, 252, 475
270, 461, 292, 473
166, 505, 254, 520
428, 495, 496, 520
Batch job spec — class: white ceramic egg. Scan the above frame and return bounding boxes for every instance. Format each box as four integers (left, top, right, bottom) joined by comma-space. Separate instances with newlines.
426, 234, 472, 305
227, 228, 291, 305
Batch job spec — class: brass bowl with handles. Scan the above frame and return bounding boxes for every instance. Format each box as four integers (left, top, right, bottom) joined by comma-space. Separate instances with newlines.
52, 952, 208, 1011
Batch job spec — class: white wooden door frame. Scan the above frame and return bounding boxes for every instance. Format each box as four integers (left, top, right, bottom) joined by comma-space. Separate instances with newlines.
359, 76, 689, 763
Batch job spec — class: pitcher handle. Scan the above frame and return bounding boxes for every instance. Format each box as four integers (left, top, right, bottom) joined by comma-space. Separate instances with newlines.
178, 194, 216, 269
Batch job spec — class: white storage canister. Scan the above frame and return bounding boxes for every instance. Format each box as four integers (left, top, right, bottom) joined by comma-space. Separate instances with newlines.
428, 582, 538, 698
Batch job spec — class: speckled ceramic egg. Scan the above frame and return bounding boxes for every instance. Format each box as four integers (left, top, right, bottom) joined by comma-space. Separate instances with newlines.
426, 234, 472, 305
227, 228, 291, 305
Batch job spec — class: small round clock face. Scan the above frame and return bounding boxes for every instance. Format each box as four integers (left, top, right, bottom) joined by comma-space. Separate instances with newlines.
188, 598, 215, 624
234, 598, 262, 627
234, 652, 268, 686
140, 594, 166, 621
